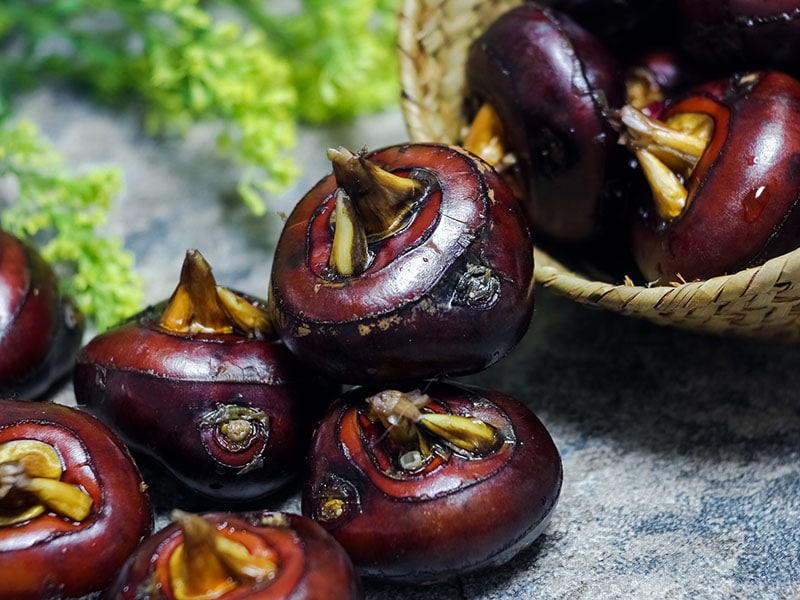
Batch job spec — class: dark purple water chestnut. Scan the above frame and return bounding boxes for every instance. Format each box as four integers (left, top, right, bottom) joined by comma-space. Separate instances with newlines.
302, 381, 562, 583
0, 399, 152, 600
621, 70, 800, 284
0, 230, 83, 399
105, 510, 363, 600
269, 143, 534, 385
74, 249, 338, 503
462, 3, 627, 243
680, 0, 800, 76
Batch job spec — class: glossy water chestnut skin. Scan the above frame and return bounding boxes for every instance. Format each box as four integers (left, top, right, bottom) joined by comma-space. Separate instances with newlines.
75, 252, 338, 503
632, 70, 800, 284
302, 381, 563, 583
681, 1, 800, 76
464, 4, 626, 243
105, 511, 363, 600
0, 399, 152, 600
0, 230, 83, 399
269, 143, 534, 385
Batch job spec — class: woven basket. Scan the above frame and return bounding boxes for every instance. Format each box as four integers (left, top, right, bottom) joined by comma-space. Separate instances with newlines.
397, 0, 800, 342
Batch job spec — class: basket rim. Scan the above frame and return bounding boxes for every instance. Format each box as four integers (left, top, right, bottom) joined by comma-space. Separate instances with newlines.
533, 244, 800, 302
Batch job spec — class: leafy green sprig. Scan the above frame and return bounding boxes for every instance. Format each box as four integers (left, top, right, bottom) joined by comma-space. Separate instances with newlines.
0, 0, 401, 212
0, 0, 302, 214
239, 0, 402, 124
0, 119, 142, 332
0, 0, 402, 328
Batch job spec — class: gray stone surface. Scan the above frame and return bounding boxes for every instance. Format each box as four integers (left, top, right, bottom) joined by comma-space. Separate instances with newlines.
17, 85, 800, 599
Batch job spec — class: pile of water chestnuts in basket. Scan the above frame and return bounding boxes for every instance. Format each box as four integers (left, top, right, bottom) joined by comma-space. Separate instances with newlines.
461, 0, 800, 285
3, 0, 800, 597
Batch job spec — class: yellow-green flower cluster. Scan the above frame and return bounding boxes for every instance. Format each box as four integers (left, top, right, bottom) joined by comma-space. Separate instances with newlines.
0, 0, 400, 211
254, 0, 401, 123
0, 0, 402, 328
141, 1, 299, 214
0, 120, 142, 331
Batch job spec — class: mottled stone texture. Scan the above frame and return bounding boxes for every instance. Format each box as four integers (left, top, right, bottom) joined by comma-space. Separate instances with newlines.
21, 86, 800, 599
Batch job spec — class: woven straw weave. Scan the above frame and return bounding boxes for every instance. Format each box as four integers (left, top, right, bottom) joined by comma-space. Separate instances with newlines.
397, 0, 800, 342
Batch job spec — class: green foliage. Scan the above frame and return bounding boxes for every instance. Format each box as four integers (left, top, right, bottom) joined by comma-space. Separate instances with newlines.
0, 0, 402, 328
0, 120, 142, 331
0, 0, 402, 211
242, 0, 402, 123
140, 2, 301, 213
